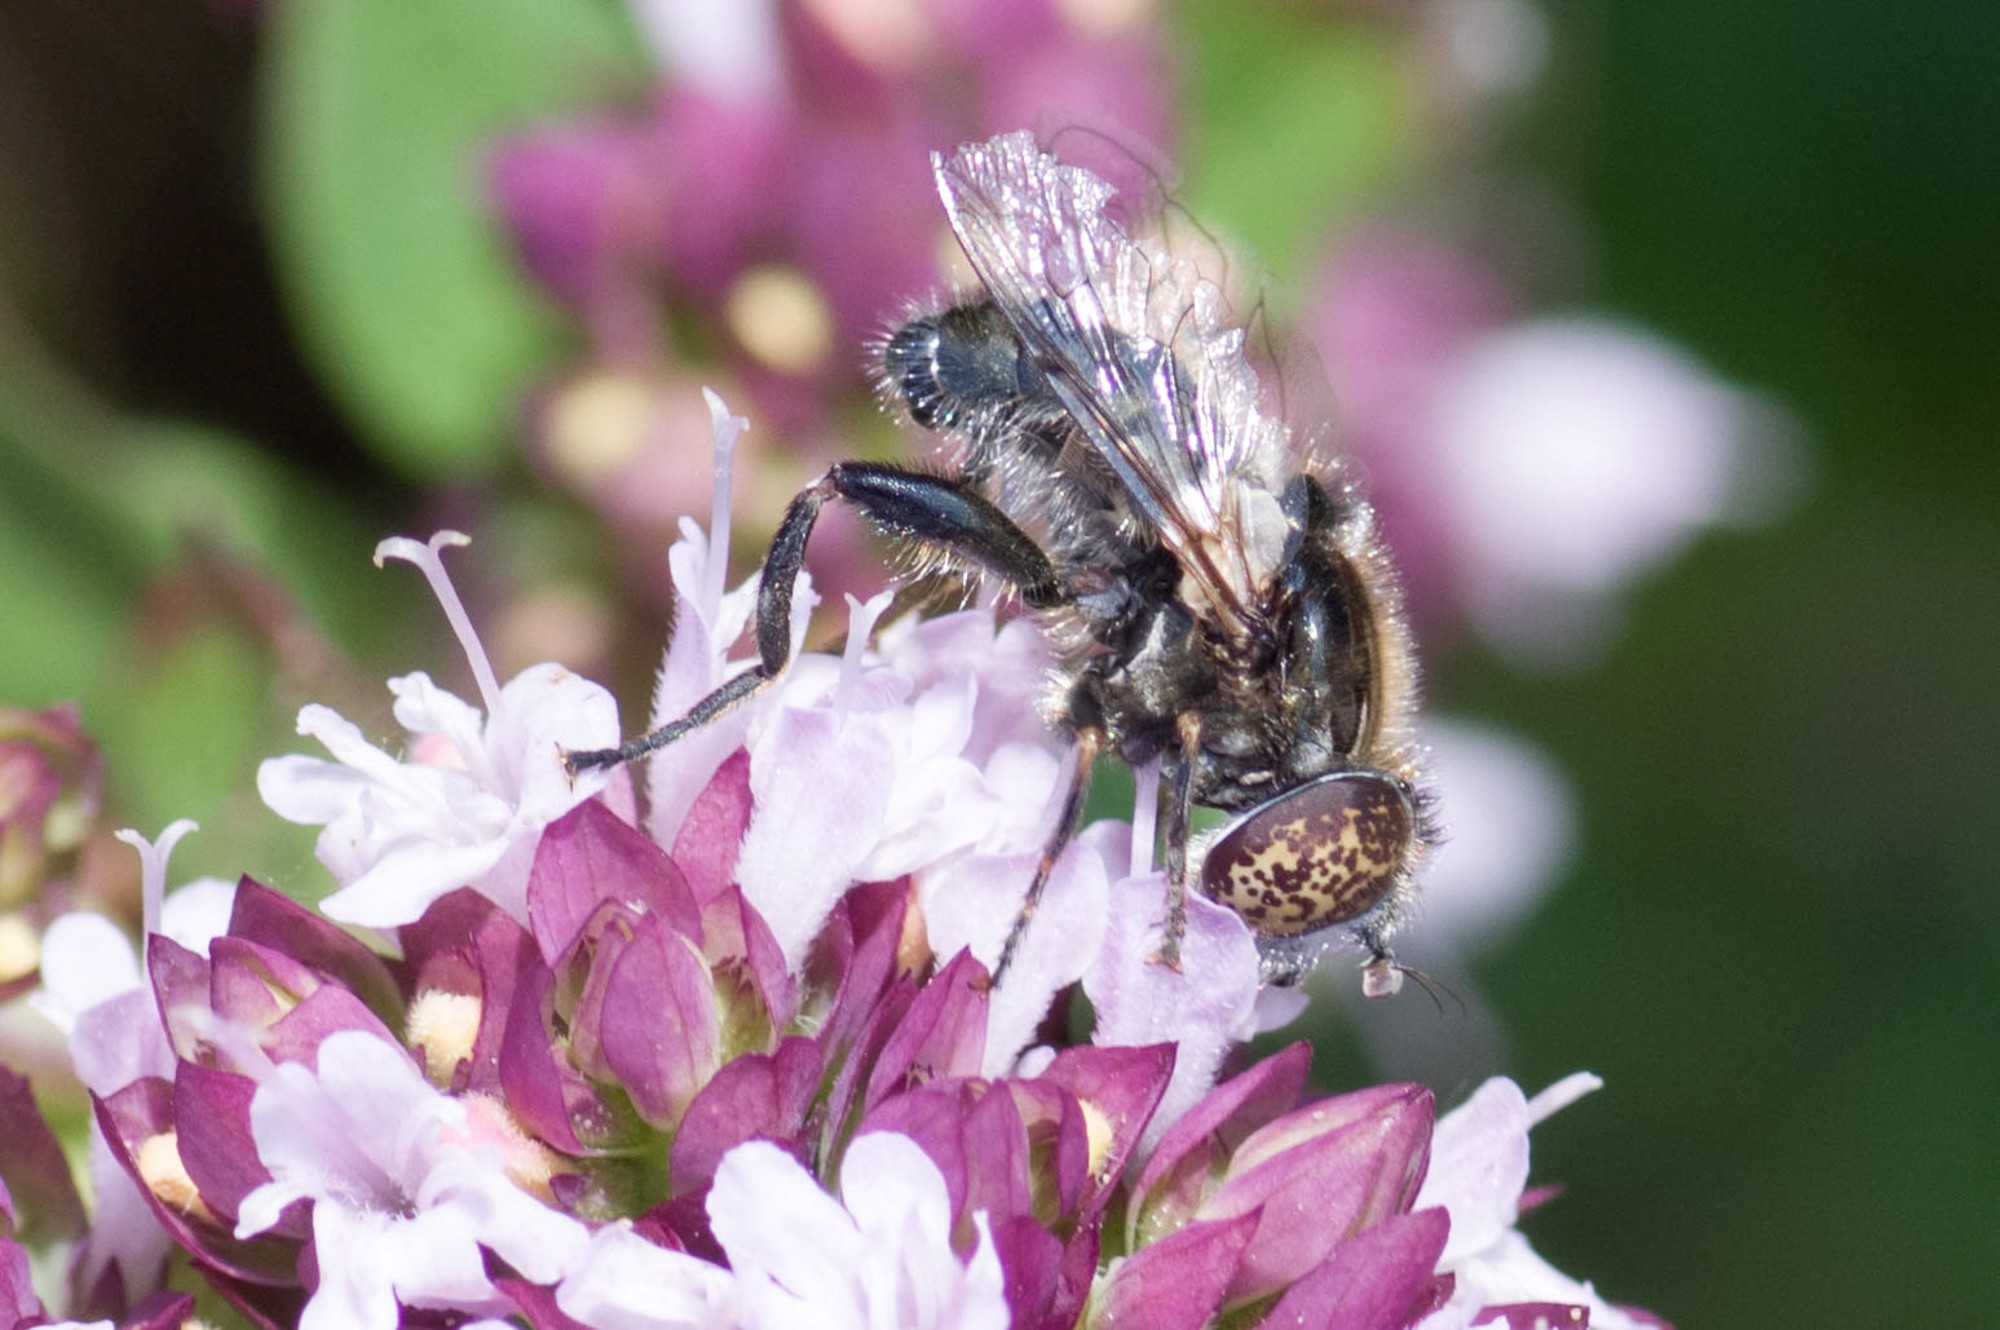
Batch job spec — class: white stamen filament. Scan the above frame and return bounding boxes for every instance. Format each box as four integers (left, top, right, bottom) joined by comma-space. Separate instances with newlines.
1129, 759, 1161, 879
374, 532, 504, 717
835, 590, 895, 714
115, 819, 198, 950
1527, 1071, 1604, 1125
702, 388, 744, 623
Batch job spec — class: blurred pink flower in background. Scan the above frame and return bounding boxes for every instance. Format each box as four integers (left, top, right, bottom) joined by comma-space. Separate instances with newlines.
489, 0, 1180, 610
1311, 236, 1803, 667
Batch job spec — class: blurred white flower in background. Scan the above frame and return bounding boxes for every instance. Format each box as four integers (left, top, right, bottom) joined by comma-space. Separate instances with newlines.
1426, 317, 1803, 665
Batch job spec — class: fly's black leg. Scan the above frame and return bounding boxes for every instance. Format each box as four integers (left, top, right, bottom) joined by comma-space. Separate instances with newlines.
989, 726, 1103, 987
565, 461, 1069, 776
1154, 712, 1202, 970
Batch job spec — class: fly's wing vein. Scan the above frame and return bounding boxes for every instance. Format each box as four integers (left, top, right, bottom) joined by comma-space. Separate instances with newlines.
933, 133, 1291, 632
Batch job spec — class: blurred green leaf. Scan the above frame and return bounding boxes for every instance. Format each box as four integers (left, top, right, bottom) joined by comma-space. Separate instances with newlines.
1179, 1, 1412, 286
261, 0, 646, 479
0, 323, 401, 879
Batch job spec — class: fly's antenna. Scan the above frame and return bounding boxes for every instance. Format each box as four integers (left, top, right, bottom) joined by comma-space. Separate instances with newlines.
1400, 963, 1467, 1017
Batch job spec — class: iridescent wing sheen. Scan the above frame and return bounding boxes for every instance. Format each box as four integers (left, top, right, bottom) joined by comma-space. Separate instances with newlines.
932, 133, 1293, 637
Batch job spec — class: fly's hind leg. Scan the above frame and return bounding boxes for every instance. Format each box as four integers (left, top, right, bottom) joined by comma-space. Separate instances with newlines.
565, 461, 1069, 776
1154, 712, 1203, 970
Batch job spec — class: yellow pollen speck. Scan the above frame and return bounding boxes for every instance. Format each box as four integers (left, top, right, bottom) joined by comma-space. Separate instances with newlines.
545, 370, 657, 490
1079, 1098, 1117, 1177
460, 1093, 565, 1204
0, 913, 38, 983
1054, 0, 1154, 37
406, 989, 483, 1086
896, 886, 934, 976
138, 1131, 217, 1225
727, 265, 834, 375
802, 0, 937, 72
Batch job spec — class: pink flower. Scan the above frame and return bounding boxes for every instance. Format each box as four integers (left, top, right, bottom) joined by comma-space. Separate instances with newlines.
0, 705, 102, 912
14, 389, 1660, 1328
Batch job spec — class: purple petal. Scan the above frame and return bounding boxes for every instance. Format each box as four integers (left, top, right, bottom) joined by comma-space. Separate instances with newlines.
172, 1061, 273, 1228
529, 801, 703, 964
1034, 1043, 1174, 1222
595, 914, 722, 1130
227, 877, 402, 1022
1263, 1206, 1452, 1330
1475, 1304, 1592, 1329
0, 1223, 43, 1327
1098, 1210, 1260, 1330
988, 1214, 1063, 1330
1207, 1084, 1435, 1300
808, 879, 911, 1064
1049, 1222, 1102, 1330
696, 883, 796, 1042
496, 1273, 597, 1330
145, 933, 211, 1061
498, 964, 588, 1153
208, 935, 316, 1026
124, 1290, 200, 1330
668, 1036, 822, 1191
262, 982, 403, 1067
863, 949, 990, 1110
959, 1085, 1036, 1232
397, 887, 543, 1095
487, 120, 663, 308
1000, 1079, 1090, 1219
670, 749, 753, 904
0, 1065, 85, 1243
93, 1079, 298, 1287
1232, 1081, 1436, 1175
1131, 1042, 1312, 1237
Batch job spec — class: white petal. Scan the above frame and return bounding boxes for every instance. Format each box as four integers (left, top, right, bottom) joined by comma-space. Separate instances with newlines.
317, 837, 513, 929
734, 708, 894, 970
160, 878, 237, 953
558, 1224, 738, 1329
32, 913, 139, 1029
710, 1140, 863, 1313
1085, 865, 1261, 1146
1416, 1076, 1532, 1264
838, 1134, 953, 1241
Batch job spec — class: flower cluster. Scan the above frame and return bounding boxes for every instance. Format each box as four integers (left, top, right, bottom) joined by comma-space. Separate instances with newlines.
1, 401, 1663, 1328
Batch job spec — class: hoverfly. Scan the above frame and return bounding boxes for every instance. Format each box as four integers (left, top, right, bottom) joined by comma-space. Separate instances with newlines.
568, 131, 1434, 994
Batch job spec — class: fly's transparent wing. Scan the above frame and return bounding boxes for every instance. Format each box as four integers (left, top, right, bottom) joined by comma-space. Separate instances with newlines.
933, 132, 1292, 635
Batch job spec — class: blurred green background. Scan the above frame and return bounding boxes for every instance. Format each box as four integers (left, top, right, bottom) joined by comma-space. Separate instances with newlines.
0, 3, 1992, 1327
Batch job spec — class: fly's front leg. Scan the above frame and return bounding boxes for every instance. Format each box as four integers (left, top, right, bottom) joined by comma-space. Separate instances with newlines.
1154, 712, 1202, 970
565, 461, 1069, 776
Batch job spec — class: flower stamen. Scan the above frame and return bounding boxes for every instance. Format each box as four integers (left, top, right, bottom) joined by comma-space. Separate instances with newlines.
375, 532, 504, 717
1129, 758, 1161, 879
114, 818, 198, 947
835, 590, 895, 714
701, 388, 746, 622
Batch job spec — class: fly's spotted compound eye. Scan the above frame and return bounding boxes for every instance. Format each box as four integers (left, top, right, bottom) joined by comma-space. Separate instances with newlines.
1203, 770, 1414, 937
